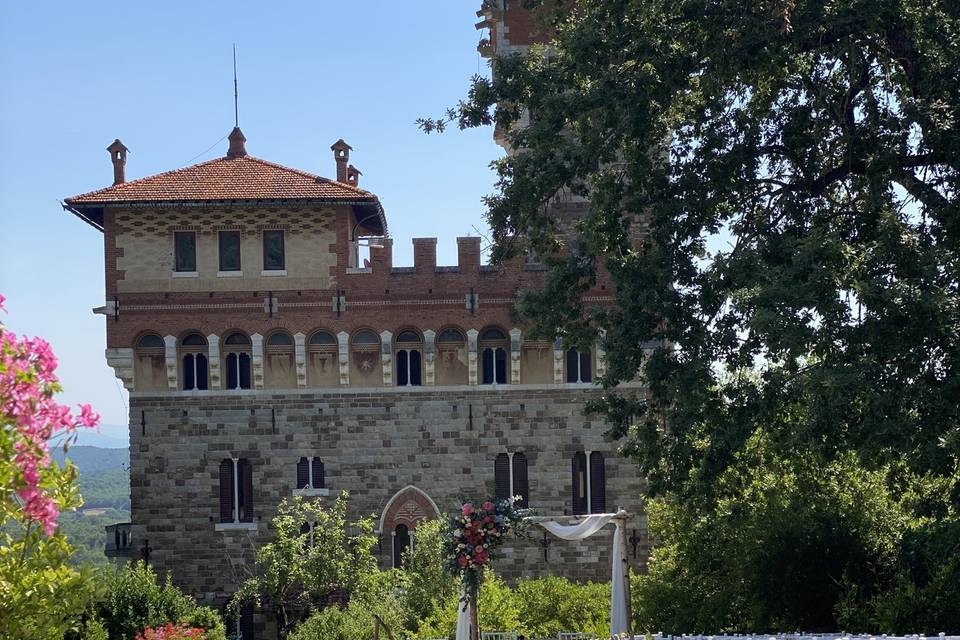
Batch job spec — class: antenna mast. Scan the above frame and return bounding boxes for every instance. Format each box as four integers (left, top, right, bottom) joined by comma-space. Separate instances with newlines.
233, 44, 239, 127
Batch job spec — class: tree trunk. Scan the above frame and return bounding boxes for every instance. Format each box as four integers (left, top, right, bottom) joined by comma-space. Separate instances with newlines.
469, 588, 479, 640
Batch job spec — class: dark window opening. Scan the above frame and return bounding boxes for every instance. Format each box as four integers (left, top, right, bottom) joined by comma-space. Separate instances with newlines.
494, 453, 510, 501
393, 524, 411, 569
513, 452, 529, 508
572, 452, 588, 515
226, 352, 251, 390
566, 348, 592, 383
219, 231, 241, 271
482, 347, 507, 384
263, 230, 285, 271
396, 349, 422, 386
174, 232, 196, 272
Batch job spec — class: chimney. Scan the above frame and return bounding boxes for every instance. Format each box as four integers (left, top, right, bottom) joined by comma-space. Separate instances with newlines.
346, 164, 362, 187
107, 139, 129, 185
227, 127, 247, 158
331, 139, 352, 182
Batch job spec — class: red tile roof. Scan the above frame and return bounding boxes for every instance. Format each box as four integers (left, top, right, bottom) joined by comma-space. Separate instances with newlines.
65, 155, 379, 205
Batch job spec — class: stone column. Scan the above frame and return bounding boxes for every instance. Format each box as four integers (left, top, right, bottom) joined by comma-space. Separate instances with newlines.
294, 332, 307, 388
337, 331, 350, 385
251, 333, 264, 389
595, 330, 607, 380
553, 338, 564, 384
423, 329, 436, 386
466, 329, 479, 385
206, 334, 221, 390
164, 335, 178, 390
380, 330, 393, 386
105, 348, 135, 391
509, 328, 522, 385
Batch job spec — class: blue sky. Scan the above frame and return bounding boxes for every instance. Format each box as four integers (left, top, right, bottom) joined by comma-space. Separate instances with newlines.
0, 1, 501, 445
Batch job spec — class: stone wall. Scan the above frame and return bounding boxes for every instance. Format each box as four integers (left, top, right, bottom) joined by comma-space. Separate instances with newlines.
127, 385, 649, 613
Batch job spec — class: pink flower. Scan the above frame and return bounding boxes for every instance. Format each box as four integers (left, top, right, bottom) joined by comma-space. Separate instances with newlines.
457, 555, 469, 567
461, 503, 473, 516
482, 501, 494, 511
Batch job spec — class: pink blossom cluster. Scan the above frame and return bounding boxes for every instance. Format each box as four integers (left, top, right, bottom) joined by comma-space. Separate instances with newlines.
0, 293, 99, 535
134, 623, 206, 640
449, 497, 523, 573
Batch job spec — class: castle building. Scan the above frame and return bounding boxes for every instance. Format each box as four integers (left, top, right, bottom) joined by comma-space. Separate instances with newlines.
64, 3, 648, 636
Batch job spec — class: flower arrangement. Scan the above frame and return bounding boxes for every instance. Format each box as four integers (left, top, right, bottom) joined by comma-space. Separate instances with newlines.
444, 497, 528, 593
134, 623, 206, 640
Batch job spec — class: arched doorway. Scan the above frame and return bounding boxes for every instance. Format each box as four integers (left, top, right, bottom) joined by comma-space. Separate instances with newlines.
377, 486, 440, 569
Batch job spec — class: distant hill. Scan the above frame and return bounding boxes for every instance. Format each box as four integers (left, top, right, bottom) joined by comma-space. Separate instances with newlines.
53, 445, 129, 475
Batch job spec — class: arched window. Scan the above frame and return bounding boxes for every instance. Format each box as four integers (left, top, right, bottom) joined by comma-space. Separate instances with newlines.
179, 333, 208, 391
566, 347, 592, 383
395, 330, 422, 387
589, 452, 606, 513
306, 330, 338, 387
571, 452, 588, 515
513, 452, 529, 508
494, 453, 510, 501
480, 327, 508, 385
135, 333, 166, 391
393, 523, 411, 569
224, 332, 252, 390
350, 329, 381, 384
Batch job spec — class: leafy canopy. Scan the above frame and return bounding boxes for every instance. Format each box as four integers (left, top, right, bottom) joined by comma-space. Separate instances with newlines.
426, 0, 960, 500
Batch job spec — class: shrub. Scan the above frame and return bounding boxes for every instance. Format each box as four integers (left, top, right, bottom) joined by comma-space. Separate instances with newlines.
95, 561, 225, 640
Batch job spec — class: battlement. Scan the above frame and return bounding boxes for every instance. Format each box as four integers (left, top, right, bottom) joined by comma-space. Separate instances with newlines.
366, 236, 481, 275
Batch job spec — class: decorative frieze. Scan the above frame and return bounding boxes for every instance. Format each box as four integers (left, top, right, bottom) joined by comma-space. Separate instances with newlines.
423, 329, 436, 386
380, 331, 393, 386
294, 332, 307, 388
251, 333, 264, 389
337, 331, 350, 385
206, 334, 221, 390
466, 329, 479, 385
164, 335, 178, 390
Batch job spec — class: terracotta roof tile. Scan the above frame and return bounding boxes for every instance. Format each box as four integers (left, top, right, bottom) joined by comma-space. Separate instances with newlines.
65, 155, 379, 205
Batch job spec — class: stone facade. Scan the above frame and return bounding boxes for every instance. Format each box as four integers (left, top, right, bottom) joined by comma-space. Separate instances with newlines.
128, 386, 649, 609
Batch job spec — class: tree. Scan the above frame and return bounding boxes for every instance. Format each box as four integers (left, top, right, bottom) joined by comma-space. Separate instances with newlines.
229, 493, 380, 639
0, 293, 99, 639
423, 0, 960, 628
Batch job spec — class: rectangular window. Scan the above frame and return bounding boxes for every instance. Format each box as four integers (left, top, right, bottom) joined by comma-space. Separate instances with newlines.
174, 232, 196, 272
263, 230, 285, 271
219, 231, 241, 271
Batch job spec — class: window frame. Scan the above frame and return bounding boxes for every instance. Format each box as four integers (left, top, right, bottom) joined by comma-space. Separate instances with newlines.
174, 231, 197, 273
262, 229, 286, 271
218, 230, 242, 272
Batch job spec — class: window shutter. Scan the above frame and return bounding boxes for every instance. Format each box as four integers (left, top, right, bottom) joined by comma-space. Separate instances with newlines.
239, 353, 251, 389
396, 350, 408, 386
580, 350, 592, 383
494, 453, 510, 500
226, 353, 238, 389
196, 354, 209, 390
566, 348, 578, 383
409, 350, 422, 385
571, 452, 587, 515
183, 354, 195, 390
482, 349, 494, 384
495, 348, 507, 383
589, 452, 606, 514
240, 602, 255, 640
311, 458, 325, 489
238, 458, 254, 523
219, 459, 234, 523
296, 457, 309, 489
512, 452, 529, 508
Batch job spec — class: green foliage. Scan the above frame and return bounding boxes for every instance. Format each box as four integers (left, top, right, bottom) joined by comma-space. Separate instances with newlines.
58, 508, 131, 567
399, 518, 457, 629
77, 469, 131, 511
412, 574, 609, 640
93, 561, 225, 640
432, 0, 960, 630
229, 492, 380, 638
73, 615, 108, 640
631, 438, 960, 632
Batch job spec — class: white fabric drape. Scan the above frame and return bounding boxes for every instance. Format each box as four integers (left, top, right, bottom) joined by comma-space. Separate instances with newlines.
537, 514, 614, 540
455, 585, 470, 640
535, 514, 630, 636
610, 521, 629, 635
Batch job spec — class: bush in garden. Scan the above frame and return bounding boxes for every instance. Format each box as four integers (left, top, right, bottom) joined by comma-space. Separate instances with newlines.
0, 293, 99, 639
94, 561, 225, 640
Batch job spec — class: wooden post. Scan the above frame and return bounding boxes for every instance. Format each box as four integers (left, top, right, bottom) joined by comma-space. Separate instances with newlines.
619, 518, 632, 636
469, 588, 479, 640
